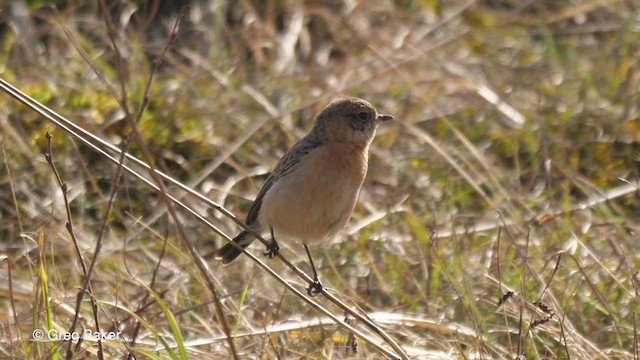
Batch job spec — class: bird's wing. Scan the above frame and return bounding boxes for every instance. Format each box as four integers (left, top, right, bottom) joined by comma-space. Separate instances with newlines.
244, 137, 322, 225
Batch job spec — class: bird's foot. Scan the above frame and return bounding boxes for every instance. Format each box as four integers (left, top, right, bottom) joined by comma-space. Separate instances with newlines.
263, 239, 280, 258
306, 277, 323, 296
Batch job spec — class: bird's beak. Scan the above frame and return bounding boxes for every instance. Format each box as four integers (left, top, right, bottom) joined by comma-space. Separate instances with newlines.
377, 114, 394, 122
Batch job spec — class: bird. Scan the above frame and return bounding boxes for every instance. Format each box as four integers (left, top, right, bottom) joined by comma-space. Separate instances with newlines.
215, 97, 392, 290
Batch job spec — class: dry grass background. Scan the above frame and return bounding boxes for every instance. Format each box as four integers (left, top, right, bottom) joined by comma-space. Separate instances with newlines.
1, 0, 639, 359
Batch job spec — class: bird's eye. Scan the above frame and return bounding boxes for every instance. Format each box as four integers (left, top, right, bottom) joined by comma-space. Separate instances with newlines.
357, 112, 369, 120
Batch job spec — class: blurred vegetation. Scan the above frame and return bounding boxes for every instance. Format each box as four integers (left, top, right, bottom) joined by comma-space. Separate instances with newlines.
1, 0, 639, 359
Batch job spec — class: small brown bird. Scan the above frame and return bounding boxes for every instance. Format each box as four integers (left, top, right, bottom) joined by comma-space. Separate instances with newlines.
215, 98, 392, 272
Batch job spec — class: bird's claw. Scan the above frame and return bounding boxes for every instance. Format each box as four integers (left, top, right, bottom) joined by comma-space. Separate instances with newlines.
306, 278, 323, 296
263, 240, 280, 258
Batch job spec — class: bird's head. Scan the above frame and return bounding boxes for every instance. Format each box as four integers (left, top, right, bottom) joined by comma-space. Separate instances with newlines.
312, 98, 393, 146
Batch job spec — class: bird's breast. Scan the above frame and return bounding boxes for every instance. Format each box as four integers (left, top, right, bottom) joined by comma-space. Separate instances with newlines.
258, 143, 368, 243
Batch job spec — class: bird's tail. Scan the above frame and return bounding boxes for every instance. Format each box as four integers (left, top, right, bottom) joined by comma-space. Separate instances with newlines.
214, 231, 254, 265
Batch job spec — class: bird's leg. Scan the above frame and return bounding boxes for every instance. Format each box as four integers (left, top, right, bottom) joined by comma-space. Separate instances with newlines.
304, 244, 323, 296
264, 227, 280, 258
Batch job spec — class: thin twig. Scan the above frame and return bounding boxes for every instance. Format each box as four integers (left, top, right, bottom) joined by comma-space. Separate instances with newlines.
44, 132, 88, 276
1, 140, 23, 233
516, 226, 531, 357
44, 132, 104, 360
3, 257, 21, 351
536, 253, 562, 303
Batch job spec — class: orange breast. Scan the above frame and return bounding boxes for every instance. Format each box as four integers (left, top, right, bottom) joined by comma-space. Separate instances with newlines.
257, 143, 369, 243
